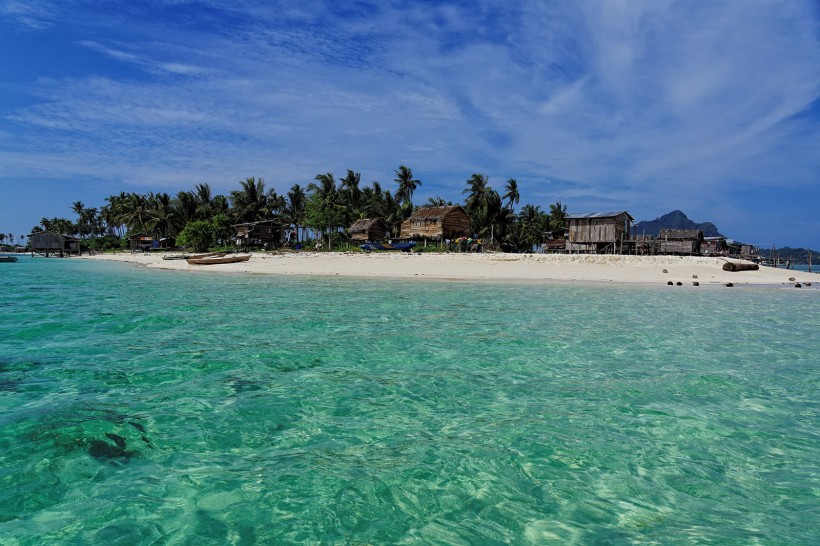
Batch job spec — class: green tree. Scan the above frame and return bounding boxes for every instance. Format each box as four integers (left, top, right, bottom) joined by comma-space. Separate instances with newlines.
211, 213, 234, 246
177, 220, 215, 252
146, 193, 177, 240
394, 165, 421, 205
118, 193, 149, 233
548, 201, 568, 233
339, 170, 362, 222
231, 177, 270, 223
306, 173, 344, 248
503, 178, 520, 212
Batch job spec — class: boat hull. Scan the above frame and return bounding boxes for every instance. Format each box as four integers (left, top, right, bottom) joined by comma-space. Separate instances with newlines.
186, 255, 251, 265
360, 242, 417, 252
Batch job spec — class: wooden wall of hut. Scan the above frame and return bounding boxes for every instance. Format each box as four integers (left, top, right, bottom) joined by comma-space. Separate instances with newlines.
349, 219, 388, 242
568, 220, 621, 244
659, 240, 700, 254
401, 206, 471, 240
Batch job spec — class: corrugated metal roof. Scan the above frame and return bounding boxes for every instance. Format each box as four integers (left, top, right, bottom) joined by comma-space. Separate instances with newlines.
566, 211, 632, 219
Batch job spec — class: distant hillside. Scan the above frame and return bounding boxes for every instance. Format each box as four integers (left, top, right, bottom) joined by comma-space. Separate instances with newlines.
758, 247, 818, 264
634, 210, 723, 238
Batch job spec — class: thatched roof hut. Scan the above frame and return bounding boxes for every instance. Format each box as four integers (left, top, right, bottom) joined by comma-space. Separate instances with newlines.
349, 218, 388, 242
401, 205, 471, 240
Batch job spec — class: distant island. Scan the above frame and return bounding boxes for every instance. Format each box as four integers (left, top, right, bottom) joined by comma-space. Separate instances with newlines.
634, 210, 722, 238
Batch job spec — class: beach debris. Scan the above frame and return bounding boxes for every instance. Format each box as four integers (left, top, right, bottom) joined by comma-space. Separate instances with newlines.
805, 282, 812, 286
692, 274, 698, 279
789, 277, 796, 281
675, 281, 682, 286
725, 283, 734, 287
662, 269, 668, 273
693, 281, 700, 286
722, 262, 759, 272
667, 281, 673, 285
795, 283, 802, 288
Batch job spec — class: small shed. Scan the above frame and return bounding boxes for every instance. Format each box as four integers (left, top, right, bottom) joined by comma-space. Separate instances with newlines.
401, 205, 471, 240
658, 229, 703, 255
567, 211, 633, 253
349, 218, 388, 242
29, 231, 80, 257
129, 233, 153, 253
233, 220, 283, 249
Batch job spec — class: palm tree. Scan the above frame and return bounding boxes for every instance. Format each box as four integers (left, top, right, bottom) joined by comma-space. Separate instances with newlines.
503, 178, 519, 212
463, 173, 490, 212
425, 196, 450, 207
284, 184, 307, 242
394, 165, 421, 204
118, 193, 149, 233
340, 170, 362, 221
306, 173, 345, 248
549, 201, 568, 233
211, 194, 230, 216
230, 177, 270, 223
146, 193, 176, 240
194, 183, 213, 220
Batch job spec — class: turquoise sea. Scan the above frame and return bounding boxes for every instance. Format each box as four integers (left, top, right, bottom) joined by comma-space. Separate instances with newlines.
1, 256, 818, 544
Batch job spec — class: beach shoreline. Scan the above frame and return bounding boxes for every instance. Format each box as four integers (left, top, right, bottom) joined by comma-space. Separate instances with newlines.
78, 251, 814, 288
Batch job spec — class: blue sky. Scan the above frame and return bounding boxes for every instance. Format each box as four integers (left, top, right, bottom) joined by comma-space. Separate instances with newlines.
1, 0, 819, 248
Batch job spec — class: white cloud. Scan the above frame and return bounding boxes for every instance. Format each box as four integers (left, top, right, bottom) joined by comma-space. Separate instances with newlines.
2, 0, 820, 243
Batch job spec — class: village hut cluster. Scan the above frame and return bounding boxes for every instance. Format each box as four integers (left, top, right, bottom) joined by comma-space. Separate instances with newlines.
27, 205, 759, 260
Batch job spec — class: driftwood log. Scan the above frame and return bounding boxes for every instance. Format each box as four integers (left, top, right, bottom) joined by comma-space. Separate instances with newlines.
722, 262, 759, 272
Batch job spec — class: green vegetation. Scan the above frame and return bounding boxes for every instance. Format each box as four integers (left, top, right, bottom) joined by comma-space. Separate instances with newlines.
30, 167, 569, 252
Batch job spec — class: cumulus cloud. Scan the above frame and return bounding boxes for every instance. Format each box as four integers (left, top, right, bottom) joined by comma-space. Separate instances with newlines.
2, 0, 819, 243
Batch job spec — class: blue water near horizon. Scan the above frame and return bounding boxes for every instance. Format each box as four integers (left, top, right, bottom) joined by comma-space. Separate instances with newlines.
1, 255, 818, 544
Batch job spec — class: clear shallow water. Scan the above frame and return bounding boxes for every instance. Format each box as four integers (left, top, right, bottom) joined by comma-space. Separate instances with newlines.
1, 256, 818, 544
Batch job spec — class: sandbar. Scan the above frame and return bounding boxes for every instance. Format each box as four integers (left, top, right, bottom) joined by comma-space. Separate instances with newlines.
79, 252, 815, 287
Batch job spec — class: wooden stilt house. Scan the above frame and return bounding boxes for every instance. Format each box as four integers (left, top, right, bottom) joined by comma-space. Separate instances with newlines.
349, 218, 388, 242
567, 211, 633, 253
28, 231, 80, 257
233, 220, 283, 250
658, 229, 703, 255
129, 233, 153, 253
400, 205, 471, 241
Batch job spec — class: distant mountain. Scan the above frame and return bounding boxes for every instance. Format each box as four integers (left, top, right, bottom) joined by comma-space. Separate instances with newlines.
758, 247, 818, 264
634, 210, 723, 238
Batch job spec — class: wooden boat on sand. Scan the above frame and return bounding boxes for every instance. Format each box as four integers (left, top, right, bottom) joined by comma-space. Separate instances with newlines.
186, 254, 251, 265
163, 252, 226, 261
360, 241, 417, 252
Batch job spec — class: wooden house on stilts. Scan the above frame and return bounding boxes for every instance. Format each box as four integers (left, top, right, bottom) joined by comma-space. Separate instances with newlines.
566, 211, 634, 254
658, 229, 703, 255
233, 220, 283, 250
28, 232, 81, 257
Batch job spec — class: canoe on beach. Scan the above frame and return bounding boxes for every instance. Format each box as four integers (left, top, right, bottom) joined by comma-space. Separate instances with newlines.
163, 252, 226, 261
360, 241, 417, 252
186, 254, 251, 265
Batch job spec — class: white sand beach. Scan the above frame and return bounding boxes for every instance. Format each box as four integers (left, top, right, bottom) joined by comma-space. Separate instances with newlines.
80, 251, 812, 287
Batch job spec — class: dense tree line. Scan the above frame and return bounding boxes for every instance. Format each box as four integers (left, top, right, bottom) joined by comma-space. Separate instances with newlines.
30, 166, 568, 252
